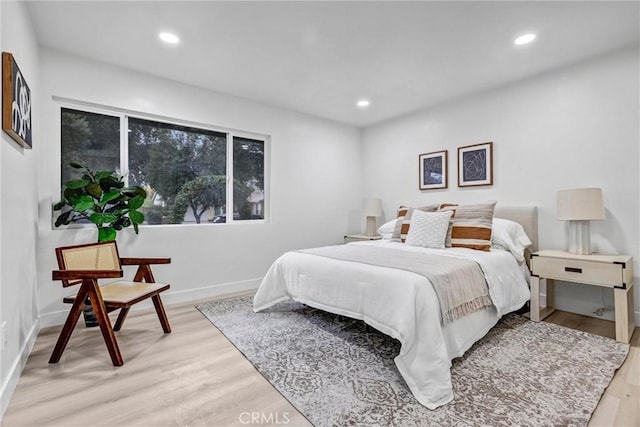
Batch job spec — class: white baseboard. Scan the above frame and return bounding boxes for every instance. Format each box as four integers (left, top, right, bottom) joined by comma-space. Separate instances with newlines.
1, 318, 40, 420
39, 278, 262, 328
161, 277, 262, 306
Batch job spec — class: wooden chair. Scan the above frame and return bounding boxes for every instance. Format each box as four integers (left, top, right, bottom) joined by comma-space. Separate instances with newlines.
51, 241, 171, 366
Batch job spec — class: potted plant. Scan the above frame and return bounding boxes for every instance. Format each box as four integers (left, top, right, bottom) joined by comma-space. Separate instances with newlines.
54, 162, 147, 241
53, 162, 147, 326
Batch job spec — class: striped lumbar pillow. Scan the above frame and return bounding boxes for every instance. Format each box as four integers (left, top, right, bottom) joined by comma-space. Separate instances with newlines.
391, 204, 439, 243
439, 201, 497, 251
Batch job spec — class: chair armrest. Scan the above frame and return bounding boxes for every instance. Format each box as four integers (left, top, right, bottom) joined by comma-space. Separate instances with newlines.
120, 257, 171, 265
52, 270, 124, 280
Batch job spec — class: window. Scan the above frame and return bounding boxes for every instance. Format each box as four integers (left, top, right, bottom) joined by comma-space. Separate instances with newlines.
61, 108, 120, 188
60, 106, 266, 225
233, 136, 264, 221
128, 118, 227, 224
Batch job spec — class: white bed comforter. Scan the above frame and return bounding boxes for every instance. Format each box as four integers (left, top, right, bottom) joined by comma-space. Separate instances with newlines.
253, 240, 530, 409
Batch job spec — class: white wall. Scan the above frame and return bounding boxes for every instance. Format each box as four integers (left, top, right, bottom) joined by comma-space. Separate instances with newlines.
37, 48, 363, 326
362, 47, 640, 324
0, 0, 41, 418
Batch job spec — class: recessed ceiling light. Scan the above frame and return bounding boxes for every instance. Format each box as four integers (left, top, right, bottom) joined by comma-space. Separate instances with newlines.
356, 99, 370, 108
159, 32, 180, 44
514, 33, 536, 46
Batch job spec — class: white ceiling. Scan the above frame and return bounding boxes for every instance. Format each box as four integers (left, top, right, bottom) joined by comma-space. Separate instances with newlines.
26, 1, 639, 127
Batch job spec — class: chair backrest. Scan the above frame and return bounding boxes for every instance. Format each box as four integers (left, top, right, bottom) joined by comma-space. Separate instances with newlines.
55, 241, 122, 287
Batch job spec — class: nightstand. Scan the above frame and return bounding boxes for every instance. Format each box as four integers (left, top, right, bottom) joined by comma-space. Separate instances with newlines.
530, 250, 634, 343
344, 234, 382, 244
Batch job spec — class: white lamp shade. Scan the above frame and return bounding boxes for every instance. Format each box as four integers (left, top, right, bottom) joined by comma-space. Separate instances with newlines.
557, 188, 605, 221
362, 198, 383, 217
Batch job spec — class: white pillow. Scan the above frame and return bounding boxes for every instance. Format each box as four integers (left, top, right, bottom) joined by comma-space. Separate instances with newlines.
491, 218, 532, 263
378, 219, 397, 235
405, 210, 453, 249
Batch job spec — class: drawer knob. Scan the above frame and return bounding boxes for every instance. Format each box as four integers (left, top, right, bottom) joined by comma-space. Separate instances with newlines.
564, 266, 582, 273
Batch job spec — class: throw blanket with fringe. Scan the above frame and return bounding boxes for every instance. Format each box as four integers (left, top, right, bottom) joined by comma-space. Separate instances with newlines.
299, 245, 492, 325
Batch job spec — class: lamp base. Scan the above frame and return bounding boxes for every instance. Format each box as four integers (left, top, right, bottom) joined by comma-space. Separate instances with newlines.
365, 216, 377, 237
568, 220, 592, 255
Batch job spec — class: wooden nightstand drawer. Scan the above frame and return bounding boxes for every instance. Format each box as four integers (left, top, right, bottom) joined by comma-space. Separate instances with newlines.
344, 234, 382, 244
531, 256, 626, 288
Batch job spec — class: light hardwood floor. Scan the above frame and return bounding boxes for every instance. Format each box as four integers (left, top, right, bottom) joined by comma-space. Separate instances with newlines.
2, 295, 638, 427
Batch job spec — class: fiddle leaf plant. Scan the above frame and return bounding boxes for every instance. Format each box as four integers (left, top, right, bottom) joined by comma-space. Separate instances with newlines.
54, 162, 147, 242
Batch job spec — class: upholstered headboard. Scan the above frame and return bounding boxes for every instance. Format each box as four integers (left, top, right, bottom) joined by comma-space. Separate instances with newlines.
494, 206, 539, 258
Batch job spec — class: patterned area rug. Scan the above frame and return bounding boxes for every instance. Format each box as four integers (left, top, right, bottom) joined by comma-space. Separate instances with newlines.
197, 296, 629, 426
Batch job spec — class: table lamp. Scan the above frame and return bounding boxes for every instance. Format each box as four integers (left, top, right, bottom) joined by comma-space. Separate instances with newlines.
362, 198, 383, 237
556, 188, 605, 255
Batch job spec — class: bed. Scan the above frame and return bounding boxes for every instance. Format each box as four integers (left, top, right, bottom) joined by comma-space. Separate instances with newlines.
253, 205, 538, 409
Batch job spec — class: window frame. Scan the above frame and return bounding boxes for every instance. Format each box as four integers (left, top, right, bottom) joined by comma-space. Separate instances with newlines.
54, 98, 269, 228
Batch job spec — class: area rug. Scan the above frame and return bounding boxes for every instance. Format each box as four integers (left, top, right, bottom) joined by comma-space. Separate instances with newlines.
197, 296, 629, 426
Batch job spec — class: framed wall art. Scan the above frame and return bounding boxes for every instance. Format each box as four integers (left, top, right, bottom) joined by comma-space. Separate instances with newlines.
458, 142, 492, 187
2, 52, 32, 149
419, 150, 447, 190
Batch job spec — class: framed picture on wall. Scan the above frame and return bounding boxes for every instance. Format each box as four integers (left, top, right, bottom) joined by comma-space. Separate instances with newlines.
458, 142, 492, 187
2, 52, 32, 149
419, 150, 447, 190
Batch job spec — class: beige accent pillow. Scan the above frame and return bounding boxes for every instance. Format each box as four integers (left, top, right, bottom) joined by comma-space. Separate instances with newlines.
405, 210, 453, 248
391, 204, 439, 242
438, 201, 497, 251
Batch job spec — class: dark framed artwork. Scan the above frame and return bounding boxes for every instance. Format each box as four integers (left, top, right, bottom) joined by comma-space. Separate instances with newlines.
419, 150, 447, 190
458, 142, 493, 187
2, 52, 32, 149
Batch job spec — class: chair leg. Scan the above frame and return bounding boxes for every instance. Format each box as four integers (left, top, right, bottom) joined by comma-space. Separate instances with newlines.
87, 282, 123, 366
113, 307, 130, 332
152, 295, 171, 333
49, 286, 89, 364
